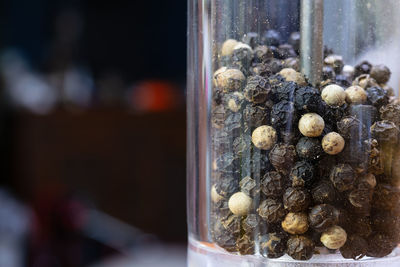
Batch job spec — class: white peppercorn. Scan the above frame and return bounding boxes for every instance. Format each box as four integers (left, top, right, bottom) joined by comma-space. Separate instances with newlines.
298, 113, 325, 137
320, 226, 347, 249
252, 125, 277, 150
322, 132, 345, 155
321, 84, 346, 106
228, 192, 253, 216
345, 85, 367, 104
278, 68, 307, 86
221, 39, 239, 56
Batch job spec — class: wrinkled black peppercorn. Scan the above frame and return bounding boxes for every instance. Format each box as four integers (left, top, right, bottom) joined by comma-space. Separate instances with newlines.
253, 45, 273, 63
366, 86, 389, 108
258, 198, 286, 223
262, 30, 282, 47
372, 183, 400, 211
296, 137, 322, 160
242, 214, 261, 235
269, 143, 297, 174
311, 180, 337, 204
370, 120, 400, 144
243, 104, 269, 131
287, 235, 315, 260
259, 232, 288, 258
237, 234, 255, 255
354, 61, 372, 77
340, 235, 368, 260
367, 233, 397, 258
261, 171, 287, 199
309, 204, 340, 232
370, 64, 391, 84
289, 161, 315, 187
337, 116, 367, 140
283, 187, 311, 212
271, 100, 298, 131
274, 81, 298, 102
294, 86, 321, 113
330, 164, 356, 192
214, 174, 239, 198
244, 75, 271, 104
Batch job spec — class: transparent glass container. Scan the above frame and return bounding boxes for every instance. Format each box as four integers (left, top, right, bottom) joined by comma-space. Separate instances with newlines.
187, 0, 400, 266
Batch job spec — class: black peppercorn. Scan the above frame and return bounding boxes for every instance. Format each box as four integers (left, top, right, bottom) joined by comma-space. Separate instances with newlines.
330, 164, 356, 192
294, 86, 321, 113
266, 59, 284, 74
274, 81, 298, 102
289, 160, 315, 187
348, 104, 378, 128
214, 173, 239, 198
269, 143, 297, 174
287, 235, 315, 260
258, 198, 286, 223
324, 54, 344, 74
320, 101, 347, 126
372, 183, 400, 211
253, 45, 273, 63
339, 235, 368, 260
337, 116, 367, 140
211, 104, 227, 129
367, 233, 397, 258
243, 75, 272, 104
279, 129, 301, 145
242, 104, 269, 131
349, 216, 372, 239
240, 176, 259, 197
212, 222, 239, 252
242, 32, 260, 49
380, 104, 400, 126
250, 63, 272, 77
262, 29, 282, 47
271, 100, 298, 131
224, 112, 242, 134
311, 180, 337, 204
370, 64, 391, 84
354, 61, 372, 77
296, 137, 322, 160
259, 232, 288, 258
322, 66, 336, 80
371, 120, 400, 144
261, 171, 287, 199
371, 211, 400, 242
237, 234, 255, 255
242, 214, 261, 236
335, 75, 352, 88
233, 135, 251, 157
366, 86, 389, 108
276, 44, 297, 59
347, 188, 372, 216
283, 187, 311, 212
309, 204, 340, 232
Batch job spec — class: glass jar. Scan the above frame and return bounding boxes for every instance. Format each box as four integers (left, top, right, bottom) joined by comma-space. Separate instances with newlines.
187, 0, 400, 266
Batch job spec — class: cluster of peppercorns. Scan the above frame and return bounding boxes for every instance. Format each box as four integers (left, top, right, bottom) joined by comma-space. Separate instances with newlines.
210, 30, 400, 261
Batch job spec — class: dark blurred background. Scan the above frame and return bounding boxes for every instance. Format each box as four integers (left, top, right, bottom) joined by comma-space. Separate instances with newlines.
0, 0, 187, 266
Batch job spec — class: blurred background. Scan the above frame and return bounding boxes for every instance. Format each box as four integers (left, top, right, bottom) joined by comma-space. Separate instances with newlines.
0, 0, 186, 266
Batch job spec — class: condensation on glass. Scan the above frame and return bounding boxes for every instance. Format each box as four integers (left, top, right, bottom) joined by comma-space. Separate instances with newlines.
187, 0, 400, 266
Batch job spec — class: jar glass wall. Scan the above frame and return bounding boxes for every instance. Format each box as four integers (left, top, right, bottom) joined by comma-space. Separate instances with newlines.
187, 0, 400, 266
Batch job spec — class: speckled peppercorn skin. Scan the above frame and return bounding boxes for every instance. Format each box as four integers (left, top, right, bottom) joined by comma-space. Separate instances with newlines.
258, 198, 286, 223
286, 235, 315, 260
261, 171, 287, 199
269, 143, 297, 174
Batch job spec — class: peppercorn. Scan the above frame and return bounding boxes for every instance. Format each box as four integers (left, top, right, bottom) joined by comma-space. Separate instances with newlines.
271, 100, 298, 131
250, 63, 272, 77
258, 198, 286, 223
211, 104, 227, 129
282, 212, 309, 234
366, 86, 389, 108
242, 32, 259, 49
296, 137, 322, 160
212, 220, 239, 252
298, 113, 325, 137
224, 92, 244, 113
253, 45, 273, 63
371, 211, 400, 240
311, 181, 337, 204
242, 214, 261, 235
266, 58, 284, 74
330, 164, 356, 192
213, 67, 246, 93
259, 232, 288, 258
348, 104, 378, 127
320, 226, 347, 250
232, 42, 253, 63
347, 188, 372, 216
243, 75, 271, 104
342, 65, 355, 79
214, 173, 239, 197
309, 204, 339, 232
262, 29, 282, 47
228, 192, 253, 215
276, 44, 296, 59
294, 86, 321, 113
289, 161, 315, 187
211, 184, 225, 203
283, 57, 300, 72
337, 116, 367, 140
358, 173, 377, 190
220, 214, 242, 234
288, 32, 300, 53
237, 234, 255, 255
370, 64, 391, 84
322, 132, 345, 155
354, 61, 372, 77
224, 113, 242, 134
278, 68, 307, 86
261, 171, 286, 199
322, 66, 336, 80
321, 84, 346, 106
251, 125, 277, 150
380, 104, 400, 126
371, 120, 400, 144
283, 187, 311, 212
221, 39, 239, 57
372, 183, 400, 211
367, 233, 397, 258
239, 176, 259, 197
334, 75, 351, 88
324, 54, 344, 74
320, 101, 347, 126
349, 216, 372, 239
233, 135, 251, 157
243, 104, 269, 131
211, 200, 231, 219
340, 235, 368, 260
287, 235, 315, 260
381, 84, 395, 97
279, 129, 301, 145
345, 85, 367, 104
269, 143, 297, 174
274, 81, 298, 102
353, 74, 379, 89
